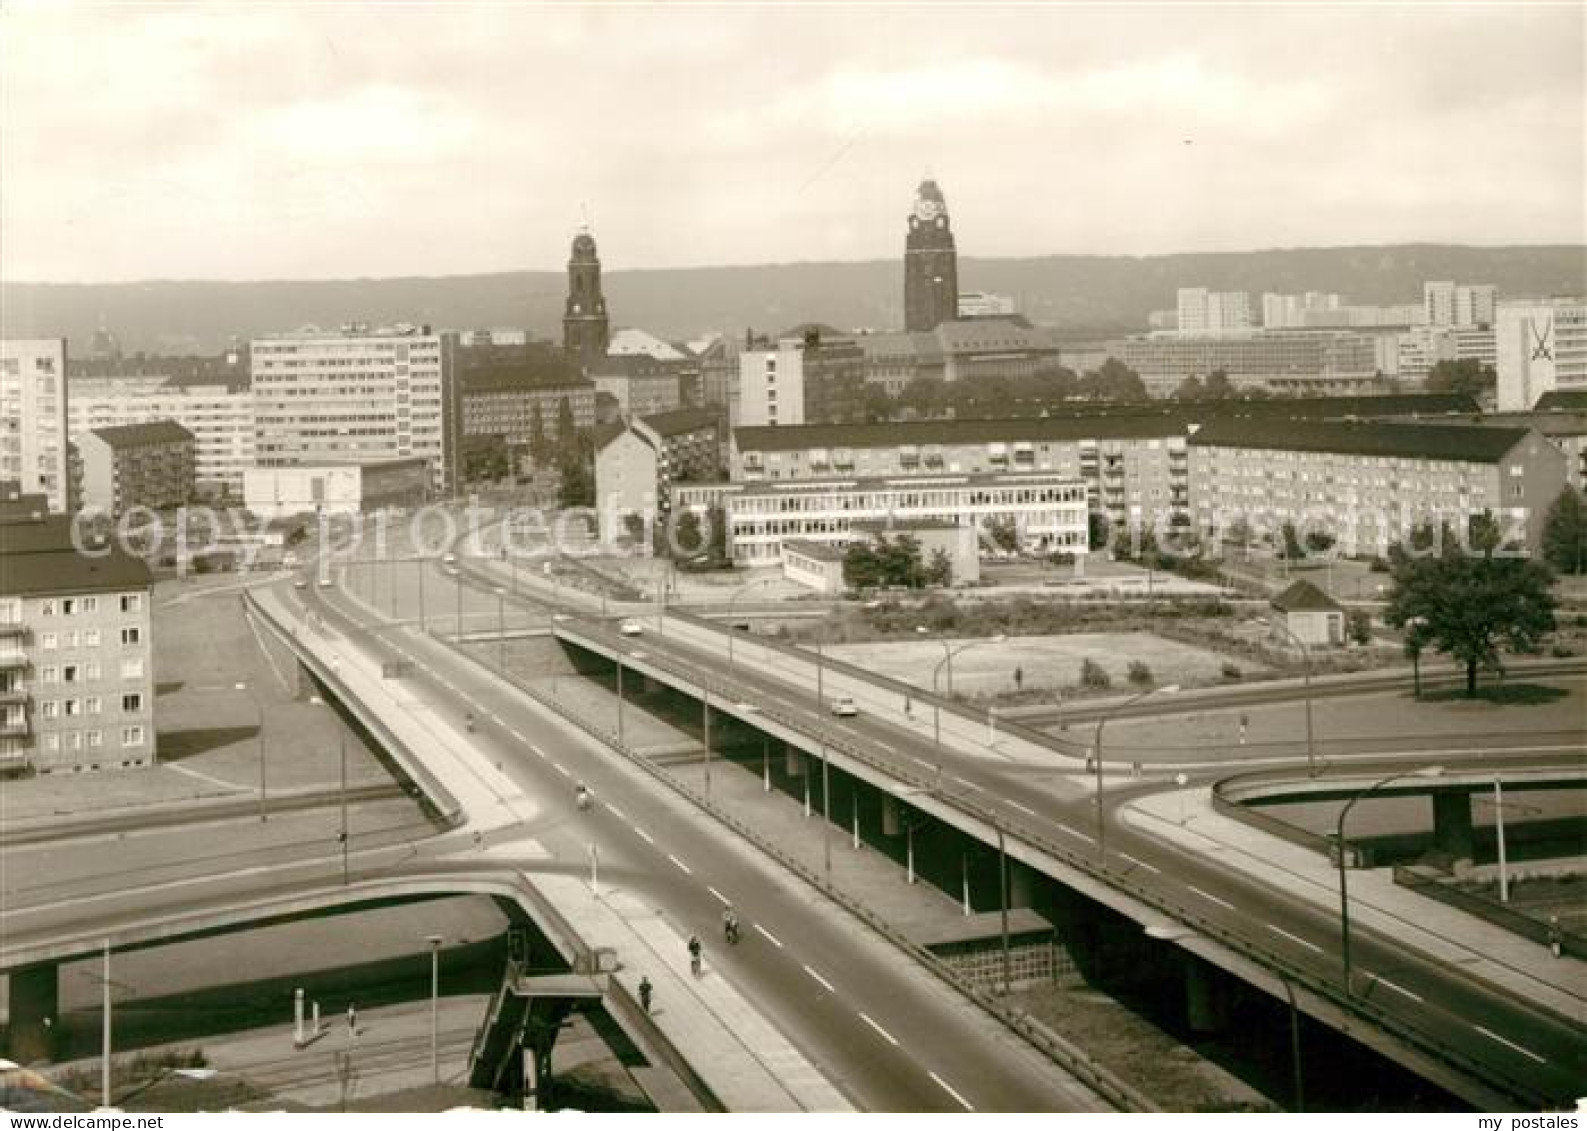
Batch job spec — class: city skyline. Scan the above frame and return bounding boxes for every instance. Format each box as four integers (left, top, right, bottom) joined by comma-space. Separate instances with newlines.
2, 2, 1584, 284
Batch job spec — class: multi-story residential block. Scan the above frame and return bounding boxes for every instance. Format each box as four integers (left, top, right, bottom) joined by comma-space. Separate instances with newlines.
1496, 298, 1587, 411
1188, 418, 1567, 556
856, 331, 945, 397
1, 338, 71, 513
1425, 281, 1496, 328
250, 325, 462, 495
1113, 330, 1381, 394
1395, 326, 1498, 385
595, 407, 723, 525
67, 369, 254, 497
1176, 288, 1254, 335
1416, 405, 1587, 495
460, 366, 596, 459
1262, 293, 1343, 329
677, 472, 1089, 564
737, 339, 806, 427
729, 416, 1191, 531
0, 512, 156, 774
76, 421, 196, 515
589, 355, 685, 420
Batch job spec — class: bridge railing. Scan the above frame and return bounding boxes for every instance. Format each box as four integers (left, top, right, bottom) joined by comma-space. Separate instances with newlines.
1393, 864, 1587, 961
547, 620, 1564, 1110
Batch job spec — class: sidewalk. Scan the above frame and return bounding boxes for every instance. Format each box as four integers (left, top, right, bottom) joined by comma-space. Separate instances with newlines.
1120, 788, 1585, 1022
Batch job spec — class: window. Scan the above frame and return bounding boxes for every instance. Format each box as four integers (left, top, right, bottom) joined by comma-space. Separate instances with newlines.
41, 633, 57, 650
62, 664, 79, 683
122, 693, 142, 712
84, 696, 101, 714
40, 600, 56, 617
63, 699, 80, 717
40, 701, 59, 719
84, 629, 100, 647
41, 666, 58, 684
122, 726, 145, 747
61, 599, 76, 615
86, 730, 103, 748
121, 627, 141, 646
41, 733, 59, 752
120, 658, 144, 680
82, 597, 98, 614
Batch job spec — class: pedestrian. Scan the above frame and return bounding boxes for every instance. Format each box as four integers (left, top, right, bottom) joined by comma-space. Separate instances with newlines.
347, 1003, 358, 1036
638, 976, 653, 1013
687, 934, 702, 976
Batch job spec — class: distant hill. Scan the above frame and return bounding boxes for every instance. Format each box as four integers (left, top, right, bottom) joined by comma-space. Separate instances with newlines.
4, 244, 1583, 356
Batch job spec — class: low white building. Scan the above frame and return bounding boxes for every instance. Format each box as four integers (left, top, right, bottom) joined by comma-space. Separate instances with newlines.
1270, 580, 1345, 648
243, 458, 430, 521
1496, 298, 1587, 411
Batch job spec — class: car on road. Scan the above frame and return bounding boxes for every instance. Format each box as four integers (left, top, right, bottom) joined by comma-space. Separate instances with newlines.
618, 619, 644, 637
442, 552, 457, 565
293, 578, 308, 590
317, 576, 334, 588
829, 695, 859, 717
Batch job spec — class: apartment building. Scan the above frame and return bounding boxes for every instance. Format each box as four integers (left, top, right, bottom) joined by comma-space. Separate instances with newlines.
1, 339, 71, 513
1425, 281, 1496, 328
595, 407, 723, 523
737, 339, 806, 428
76, 420, 196, 515
250, 325, 462, 496
1496, 298, 1587, 411
1176, 288, 1254, 334
677, 472, 1089, 564
1113, 330, 1381, 394
589, 355, 685, 420
730, 416, 1190, 530
0, 513, 156, 774
67, 370, 254, 497
461, 367, 596, 454
1188, 418, 1567, 556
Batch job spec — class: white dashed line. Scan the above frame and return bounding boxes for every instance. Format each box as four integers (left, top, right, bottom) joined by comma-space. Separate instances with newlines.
858, 1012, 899, 1046
605, 802, 627, 821
929, 1071, 975, 1111
1117, 852, 1160, 874
1267, 925, 1324, 954
1007, 801, 1037, 817
632, 826, 655, 846
803, 965, 835, 993
754, 924, 783, 948
950, 776, 983, 792
1367, 974, 1423, 1004
910, 756, 935, 769
551, 762, 571, 778
1473, 1025, 1546, 1064
668, 854, 692, 875
707, 886, 731, 905
1188, 885, 1234, 911
1054, 824, 1095, 843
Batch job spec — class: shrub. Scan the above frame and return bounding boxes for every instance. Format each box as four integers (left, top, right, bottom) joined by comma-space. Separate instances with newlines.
1220, 661, 1243, 682
1080, 658, 1111, 689
1368, 555, 1390, 573
1347, 609, 1374, 647
1127, 660, 1154, 686
1551, 644, 1576, 658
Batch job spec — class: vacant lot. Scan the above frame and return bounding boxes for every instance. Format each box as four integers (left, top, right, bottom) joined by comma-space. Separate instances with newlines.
823, 632, 1243, 697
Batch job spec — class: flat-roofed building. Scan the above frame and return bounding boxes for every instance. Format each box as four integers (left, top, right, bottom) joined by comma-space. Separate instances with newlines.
1, 338, 71, 513
0, 513, 156, 774
243, 457, 430, 521
1496, 298, 1587, 411
76, 420, 196, 515
589, 355, 685, 419
1115, 330, 1381, 394
595, 407, 723, 526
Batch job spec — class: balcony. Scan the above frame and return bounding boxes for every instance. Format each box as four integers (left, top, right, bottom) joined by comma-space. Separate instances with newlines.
0, 621, 27, 639
0, 650, 28, 671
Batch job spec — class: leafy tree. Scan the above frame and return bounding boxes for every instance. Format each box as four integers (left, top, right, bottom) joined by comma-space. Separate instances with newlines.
554, 396, 577, 460
1304, 530, 1336, 554
1278, 521, 1305, 561
1541, 487, 1587, 574
1173, 375, 1205, 401
1080, 658, 1111, 689
1383, 535, 1557, 696
1347, 609, 1374, 646
1127, 660, 1154, 686
705, 503, 730, 562
556, 448, 594, 508
843, 542, 883, 589
1203, 369, 1235, 400
528, 401, 551, 468
898, 375, 947, 418
1087, 511, 1111, 552
861, 384, 894, 423
985, 516, 1019, 554
1083, 358, 1149, 402
924, 547, 953, 587
621, 512, 646, 543
1425, 358, 1496, 397
674, 509, 705, 556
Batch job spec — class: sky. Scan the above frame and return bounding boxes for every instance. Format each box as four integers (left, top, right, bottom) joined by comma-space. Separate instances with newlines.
2, 2, 1584, 283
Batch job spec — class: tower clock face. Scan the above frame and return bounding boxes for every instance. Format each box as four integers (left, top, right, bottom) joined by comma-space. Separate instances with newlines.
914, 198, 943, 222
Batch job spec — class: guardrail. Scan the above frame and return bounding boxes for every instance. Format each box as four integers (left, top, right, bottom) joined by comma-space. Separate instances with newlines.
540, 621, 1563, 1110
243, 588, 464, 830
1393, 865, 1587, 961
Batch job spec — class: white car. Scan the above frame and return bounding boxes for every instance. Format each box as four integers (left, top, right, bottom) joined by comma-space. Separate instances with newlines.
618, 619, 644, 637
317, 576, 334, 588
829, 695, 859, 717
442, 552, 457, 565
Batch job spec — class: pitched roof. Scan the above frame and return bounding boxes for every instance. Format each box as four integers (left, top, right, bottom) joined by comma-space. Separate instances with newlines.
1534, 390, 1587, 412
88, 420, 194, 447
1188, 417, 1530, 464
0, 517, 153, 598
734, 414, 1186, 452
640, 407, 721, 437
1271, 579, 1342, 613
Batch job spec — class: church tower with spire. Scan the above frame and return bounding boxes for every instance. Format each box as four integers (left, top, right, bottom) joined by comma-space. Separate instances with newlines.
903, 178, 958, 332
562, 226, 610, 362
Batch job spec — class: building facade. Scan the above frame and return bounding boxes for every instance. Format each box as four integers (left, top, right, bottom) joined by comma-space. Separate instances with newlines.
678, 472, 1089, 564
1188, 419, 1567, 556
250, 325, 461, 496
737, 340, 806, 427
563, 228, 611, 363
595, 407, 723, 525
589, 355, 685, 419
0, 514, 156, 774
904, 179, 959, 332
243, 457, 430, 521
77, 420, 196, 515
460, 369, 596, 457
1177, 288, 1254, 335
1, 338, 71, 513
959, 291, 1016, 317
1496, 298, 1587, 411
1114, 330, 1381, 394
1425, 281, 1496, 328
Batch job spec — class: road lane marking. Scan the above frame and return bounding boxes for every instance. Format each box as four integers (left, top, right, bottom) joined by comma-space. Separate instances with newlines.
1367, 974, 1423, 1003
1054, 824, 1095, 844
1187, 885, 1235, 911
632, 826, 655, 845
1473, 1025, 1546, 1064
858, 1012, 899, 1046
803, 965, 835, 993
552, 762, 571, 778
707, 886, 731, 905
605, 802, 628, 821
1267, 925, 1324, 954
910, 756, 935, 769
755, 924, 783, 948
929, 1071, 975, 1111
950, 776, 983, 792
668, 854, 692, 875
1117, 852, 1160, 874
1007, 801, 1037, 817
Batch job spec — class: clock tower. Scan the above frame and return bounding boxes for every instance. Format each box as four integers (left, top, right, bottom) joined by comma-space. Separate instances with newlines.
903, 178, 958, 332
563, 226, 610, 363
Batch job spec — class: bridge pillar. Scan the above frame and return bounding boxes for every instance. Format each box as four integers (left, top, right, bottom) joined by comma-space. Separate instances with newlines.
881, 794, 901, 837
1184, 957, 1229, 1034
6, 963, 60, 1063
786, 747, 805, 777
1008, 860, 1036, 909
1431, 790, 1475, 865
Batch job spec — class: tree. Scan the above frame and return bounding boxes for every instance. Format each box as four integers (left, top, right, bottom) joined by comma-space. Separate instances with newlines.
1084, 358, 1149, 402
984, 516, 1019, 554
1203, 369, 1235, 400
704, 503, 730, 562
842, 541, 883, 589
1425, 358, 1496, 397
1347, 609, 1374, 646
674, 509, 705, 557
1383, 536, 1557, 696
1087, 511, 1111, 552
1278, 521, 1305, 561
1304, 530, 1336, 554
556, 448, 594, 508
1542, 488, 1587, 574
1127, 660, 1154, 686
554, 396, 577, 460
1172, 375, 1205, 401
528, 401, 551, 468
1079, 658, 1111, 689
621, 512, 646, 544
924, 547, 953, 587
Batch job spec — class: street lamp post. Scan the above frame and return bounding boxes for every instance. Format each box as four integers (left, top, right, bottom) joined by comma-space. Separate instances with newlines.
1265, 618, 1317, 776
101, 939, 112, 1109
921, 632, 1007, 747
726, 577, 776, 667
616, 662, 625, 745
417, 555, 427, 632
821, 739, 832, 889
702, 686, 712, 797
1335, 766, 1444, 994
1093, 684, 1179, 860
426, 935, 443, 1085
996, 826, 1011, 995
495, 586, 508, 671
